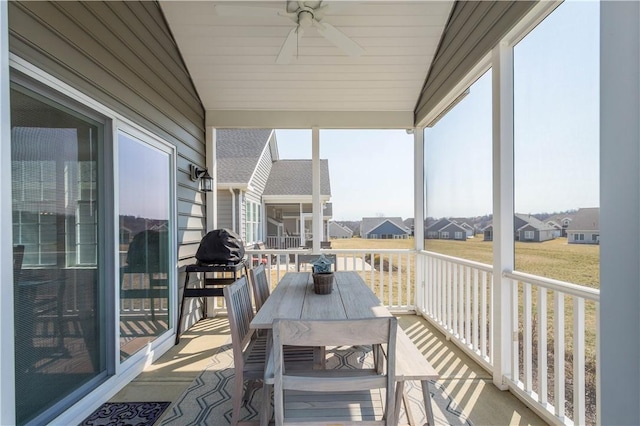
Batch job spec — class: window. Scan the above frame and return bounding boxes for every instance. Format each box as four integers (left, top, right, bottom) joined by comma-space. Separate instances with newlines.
441, 232, 449, 239
592, 234, 599, 242
118, 130, 172, 362
524, 231, 534, 240
455, 232, 463, 239
245, 200, 260, 244
574, 233, 585, 241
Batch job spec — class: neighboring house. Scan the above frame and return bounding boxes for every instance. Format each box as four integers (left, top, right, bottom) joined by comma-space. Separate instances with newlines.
483, 224, 494, 241
217, 130, 332, 248
566, 207, 600, 244
425, 218, 453, 239
451, 218, 476, 237
459, 222, 475, 238
328, 221, 353, 239
546, 213, 575, 237
361, 217, 409, 239
262, 160, 332, 248
546, 220, 563, 238
216, 129, 276, 245
483, 214, 556, 242
515, 213, 556, 242
439, 222, 468, 241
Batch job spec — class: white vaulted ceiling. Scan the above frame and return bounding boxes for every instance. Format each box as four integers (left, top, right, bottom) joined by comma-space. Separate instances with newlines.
159, 1, 454, 128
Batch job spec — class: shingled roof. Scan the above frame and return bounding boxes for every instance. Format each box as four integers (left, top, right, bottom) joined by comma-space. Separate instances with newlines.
263, 160, 331, 196
566, 207, 600, 231
216, 129, 273, 184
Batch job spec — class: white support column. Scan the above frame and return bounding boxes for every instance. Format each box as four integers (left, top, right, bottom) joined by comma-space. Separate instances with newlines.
0, 2, 16, 423
312, 127, 321, 254
600, 2, 640, 425
413, 128, 425, 251
491, 41, 515, 390
206, 127, 216, 231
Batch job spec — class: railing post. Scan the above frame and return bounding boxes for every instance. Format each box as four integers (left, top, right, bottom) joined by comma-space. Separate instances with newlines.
491, 41, 515, 390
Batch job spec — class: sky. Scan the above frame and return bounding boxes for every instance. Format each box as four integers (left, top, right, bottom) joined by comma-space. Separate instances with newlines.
276, 1, 600, 221
275, 129, 415, 221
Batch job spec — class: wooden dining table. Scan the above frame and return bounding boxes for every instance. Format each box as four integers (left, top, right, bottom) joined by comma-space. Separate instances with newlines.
251, 271, 391, 329
250, 271, 439, 426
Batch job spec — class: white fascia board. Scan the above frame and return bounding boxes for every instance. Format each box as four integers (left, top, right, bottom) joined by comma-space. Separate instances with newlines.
217, 182, 249, 190
206, 110, 414, 129
416, 54, 492, 128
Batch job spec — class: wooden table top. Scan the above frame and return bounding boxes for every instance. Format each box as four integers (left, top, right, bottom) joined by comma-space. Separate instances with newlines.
250, 271, 391, 329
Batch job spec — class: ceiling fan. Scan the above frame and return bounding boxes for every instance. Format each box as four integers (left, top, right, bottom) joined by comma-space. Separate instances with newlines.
215, 1, 365, 64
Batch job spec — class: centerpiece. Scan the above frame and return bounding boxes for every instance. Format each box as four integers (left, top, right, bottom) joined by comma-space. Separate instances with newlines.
311, 254, 334, 294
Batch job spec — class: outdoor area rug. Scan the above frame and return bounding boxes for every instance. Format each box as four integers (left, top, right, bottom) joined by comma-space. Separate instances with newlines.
160, 344, 472, 425
80, 401, 171, 426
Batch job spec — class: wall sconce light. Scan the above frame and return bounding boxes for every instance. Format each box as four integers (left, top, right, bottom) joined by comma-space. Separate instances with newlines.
190, 164, 213, 192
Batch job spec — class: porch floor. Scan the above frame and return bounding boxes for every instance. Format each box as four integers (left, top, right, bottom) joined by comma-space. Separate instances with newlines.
111, 315, 547, 425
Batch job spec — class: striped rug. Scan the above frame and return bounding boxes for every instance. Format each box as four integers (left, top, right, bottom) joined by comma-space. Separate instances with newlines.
160, 344, 472, 425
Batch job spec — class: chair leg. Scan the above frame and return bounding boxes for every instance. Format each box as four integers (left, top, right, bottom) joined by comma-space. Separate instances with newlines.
422, 380, 435, 426
231, 375, 244, 426
260, 382, 272, 426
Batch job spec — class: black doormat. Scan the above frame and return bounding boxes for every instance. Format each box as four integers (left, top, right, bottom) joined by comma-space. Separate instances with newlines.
79, 401, 170, 426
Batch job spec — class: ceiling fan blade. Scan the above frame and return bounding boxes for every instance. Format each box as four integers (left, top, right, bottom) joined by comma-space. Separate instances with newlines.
276, 26, 303, 65
314, 21, 364, 57
215, 4, 294, 19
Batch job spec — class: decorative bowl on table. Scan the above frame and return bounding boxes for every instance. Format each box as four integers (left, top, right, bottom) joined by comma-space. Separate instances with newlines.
312, 271, 334, 294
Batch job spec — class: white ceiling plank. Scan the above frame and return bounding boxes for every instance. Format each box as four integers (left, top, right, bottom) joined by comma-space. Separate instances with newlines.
205, 109, 415, 129
164, 13, 448, 28
185, 55, 431, 66
202, 90, 419, 102
203, 99, 412, 110
169, 24, 446, 38
179, 45, 438, 56
191, 80, 424, 90
192, 72, 427, 81
188, 64, 431, 77
178, 36, 440, 48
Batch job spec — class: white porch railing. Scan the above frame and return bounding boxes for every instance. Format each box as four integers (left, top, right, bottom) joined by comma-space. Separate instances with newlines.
414, 250, 599, 426
414, 251, 494, 370
502, 270, 599, 426
265, 236, 301, 249
245, 248, 415, 311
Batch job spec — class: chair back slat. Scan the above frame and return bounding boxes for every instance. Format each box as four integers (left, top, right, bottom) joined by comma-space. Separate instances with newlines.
273, 317, 397, 425
223, 276, 255, 369
249, 264, 270, 312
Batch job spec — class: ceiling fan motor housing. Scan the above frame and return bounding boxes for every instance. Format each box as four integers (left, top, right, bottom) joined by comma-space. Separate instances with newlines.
298, 10, 314, 28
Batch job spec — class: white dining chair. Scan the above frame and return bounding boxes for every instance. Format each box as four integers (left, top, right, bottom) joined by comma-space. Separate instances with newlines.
271, 317, 397, 425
